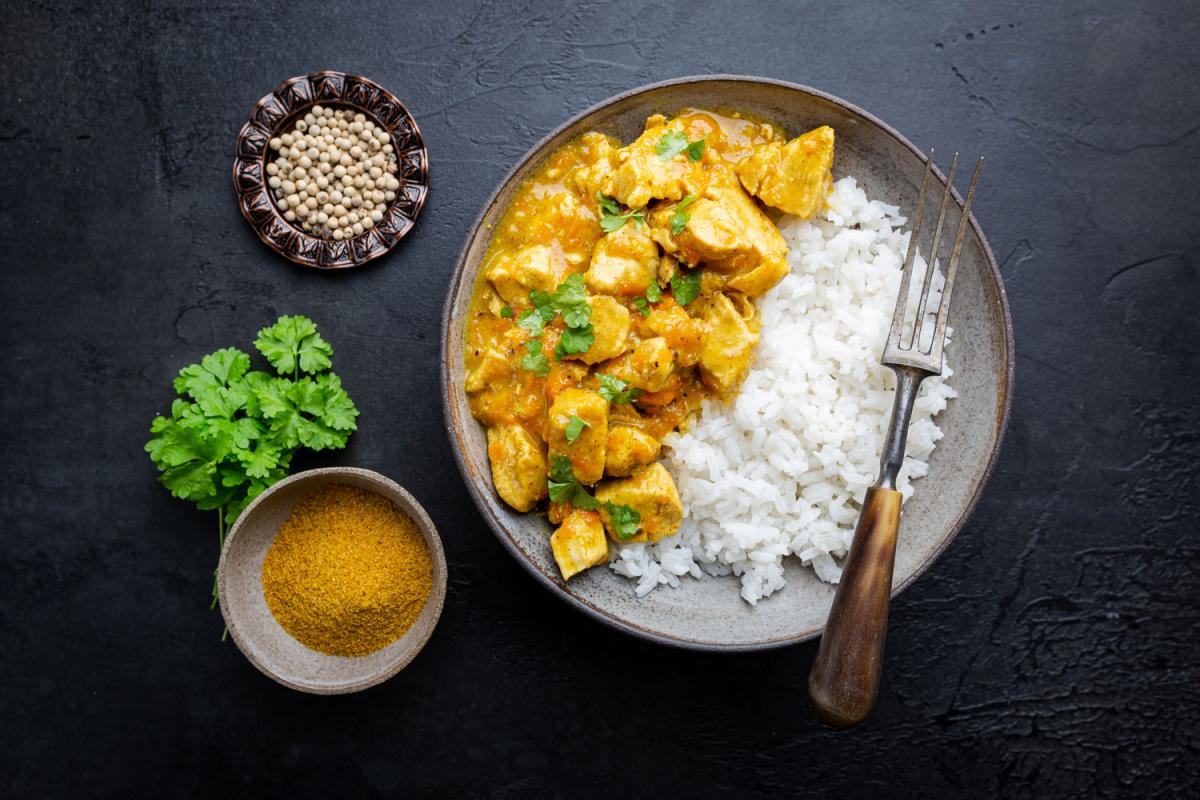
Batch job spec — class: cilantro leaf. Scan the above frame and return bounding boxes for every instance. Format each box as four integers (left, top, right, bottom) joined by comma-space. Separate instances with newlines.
596, 191, 621, 215
655, 130, 689, 160
517, 308, 546, 335
645, 282, 662, 303
633, 297, 649, 317
554, 326, 594, 359
547, 454, 578, 502
564, 415, 590, 443
687, 138, 706, 161
315, 373, 359, 431
599, 208, 645, 234
670, 270, 702, 306
173, 348, 251, 401
522, 337, 550, 377
255, 315, 333, 376
499, 306, 514, 318
605, 502, 642, 540
669, 194, 698, 236
597, 373, 641, 404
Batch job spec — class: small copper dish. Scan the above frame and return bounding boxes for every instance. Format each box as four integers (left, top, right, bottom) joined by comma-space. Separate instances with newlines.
233, 71, 429, 269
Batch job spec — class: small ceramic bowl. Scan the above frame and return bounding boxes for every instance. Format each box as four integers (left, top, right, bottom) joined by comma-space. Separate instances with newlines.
217, 467, 447, 694
232, 71, 430, 269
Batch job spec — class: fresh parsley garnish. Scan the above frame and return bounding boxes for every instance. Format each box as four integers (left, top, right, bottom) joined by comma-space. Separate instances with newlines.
596, 192, 644, 233
655, 130, 689, 160
555, 326, 595, 359
669, 194, 698, 236
670, 270, 702, 306
517, 308, 546, 335
546, 455, 641, 538
645, 282, 662, 303
522, 337, 550, 377
500, 306, 514, 318
605, 502, 642, 540
564, 415, 590, 443
145, 316, 359, 622
523, 274, 595, 361
687, 138, 706, 161
597, 373, 640, 404
633, 298, 649, 317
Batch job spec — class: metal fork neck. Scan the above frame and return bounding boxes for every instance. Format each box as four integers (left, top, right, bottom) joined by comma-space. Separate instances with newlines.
877, 366, 928, 490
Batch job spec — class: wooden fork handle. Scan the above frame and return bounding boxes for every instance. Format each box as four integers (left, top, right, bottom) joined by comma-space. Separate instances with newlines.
808, 485, 903, 728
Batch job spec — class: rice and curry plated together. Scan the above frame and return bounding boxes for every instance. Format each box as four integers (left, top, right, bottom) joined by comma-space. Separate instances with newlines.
463, 109, 839, 580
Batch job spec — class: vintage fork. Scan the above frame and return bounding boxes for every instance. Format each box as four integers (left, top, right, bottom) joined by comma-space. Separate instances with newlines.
808, 152, 983, 728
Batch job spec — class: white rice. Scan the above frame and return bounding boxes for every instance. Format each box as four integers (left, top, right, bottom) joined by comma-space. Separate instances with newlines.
610, 177, 956, 604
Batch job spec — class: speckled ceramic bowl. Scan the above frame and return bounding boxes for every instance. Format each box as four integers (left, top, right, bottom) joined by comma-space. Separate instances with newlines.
440, 76, 1013, 651
217, 467, 447, 693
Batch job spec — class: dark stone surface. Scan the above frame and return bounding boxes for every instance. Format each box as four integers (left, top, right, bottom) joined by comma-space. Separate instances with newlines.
2, 1, 1198, 796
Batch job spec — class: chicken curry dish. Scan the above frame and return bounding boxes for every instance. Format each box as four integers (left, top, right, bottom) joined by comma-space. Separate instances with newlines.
463, 109, 836, 582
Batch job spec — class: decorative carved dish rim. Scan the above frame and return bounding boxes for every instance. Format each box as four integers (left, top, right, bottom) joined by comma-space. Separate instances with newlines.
232, 70, 429, 270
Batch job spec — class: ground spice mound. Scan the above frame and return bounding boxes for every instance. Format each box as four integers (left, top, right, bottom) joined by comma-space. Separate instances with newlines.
262, 483, 433, 657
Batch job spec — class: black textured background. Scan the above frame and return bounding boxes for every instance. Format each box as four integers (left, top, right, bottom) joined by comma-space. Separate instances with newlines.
3, 1, 1198, 797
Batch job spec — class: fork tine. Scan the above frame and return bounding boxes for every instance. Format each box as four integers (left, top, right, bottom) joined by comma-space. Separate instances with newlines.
887, 150, 934, 349
928, 157, 984, 358
910, 153, 959, 351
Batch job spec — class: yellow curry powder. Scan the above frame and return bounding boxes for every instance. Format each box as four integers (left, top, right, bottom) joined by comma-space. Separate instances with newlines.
262, 483, 433, 657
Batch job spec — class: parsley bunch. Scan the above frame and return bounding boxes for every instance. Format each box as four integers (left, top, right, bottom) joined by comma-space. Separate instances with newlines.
518, 274, 595, 372
547, 455, 641, 540
145, 315, 359, 612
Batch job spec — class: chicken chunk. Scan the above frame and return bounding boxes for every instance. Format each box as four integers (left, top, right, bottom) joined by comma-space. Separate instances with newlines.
642, 301, 704, 367
546, 388, 609, 485
605, 426, 661, 477
608, 337, 675, 393
486, 424, 548, 512
604, 122, 694, 209
550, 510, 609, 580
595, 462, 683, 543
584, 222, 659, 296
649, 179, 790, 297
569, 132, 620, 198
696, 291, 760, 397
568, 295, 630, 365
484, 244, 567, 306
736, 125, 834, 218
464, 347, 511, 393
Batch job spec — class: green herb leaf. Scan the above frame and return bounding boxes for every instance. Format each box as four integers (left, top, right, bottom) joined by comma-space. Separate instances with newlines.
547, 454, 578, 503
564, 415, 591, 443
645, 282, 662, 303
597, 373, 641, 404
599, 208, 645, 234
522, 337, 550, 377
254, 315, 332, 376
687, 138, 706, 161
555, 326, 595, 360
670, 270, 703, 306
500, 306, 514, 318
655, 130, 689, 160
605, 502, 642, 540
596, 191, 621, 216
669, 194, 698, 236
517, 308, 546, 336
633, 297, 649, 317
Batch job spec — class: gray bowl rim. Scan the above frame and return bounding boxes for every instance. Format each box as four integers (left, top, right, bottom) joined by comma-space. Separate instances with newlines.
439, 74, 1014, 653
217, 466, 449, 692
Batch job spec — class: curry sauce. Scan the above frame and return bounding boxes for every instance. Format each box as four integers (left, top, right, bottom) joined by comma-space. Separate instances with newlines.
464, 108, 836, 580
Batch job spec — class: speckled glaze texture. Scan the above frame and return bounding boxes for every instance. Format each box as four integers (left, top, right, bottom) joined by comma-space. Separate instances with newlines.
441, 77, 1013, 651
232, 71, 429, 269
217, 467, 448, 694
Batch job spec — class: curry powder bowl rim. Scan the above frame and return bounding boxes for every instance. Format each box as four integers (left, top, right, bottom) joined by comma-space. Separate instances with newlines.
439, 74, 1015, 652
217, 467, 448, 693
231, 70, 430, 270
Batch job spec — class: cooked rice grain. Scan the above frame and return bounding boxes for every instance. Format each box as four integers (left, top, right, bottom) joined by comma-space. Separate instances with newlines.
610, 177, 956, 604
